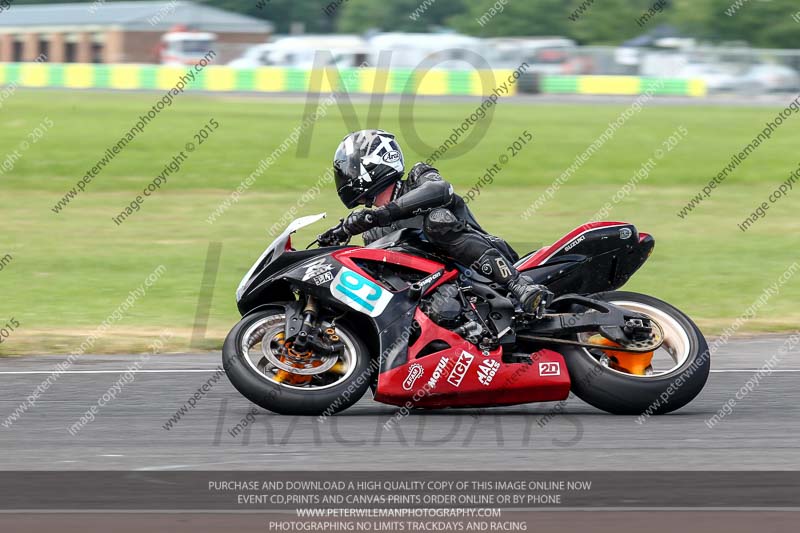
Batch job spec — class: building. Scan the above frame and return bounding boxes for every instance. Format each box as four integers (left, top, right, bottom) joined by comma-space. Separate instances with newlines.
0, 1, 273, 64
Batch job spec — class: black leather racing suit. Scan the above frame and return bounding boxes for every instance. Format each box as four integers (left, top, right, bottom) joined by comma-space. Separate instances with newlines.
363, 162, 520, 280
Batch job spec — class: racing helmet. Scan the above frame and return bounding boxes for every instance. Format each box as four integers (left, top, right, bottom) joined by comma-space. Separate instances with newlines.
333, 129, 405, 208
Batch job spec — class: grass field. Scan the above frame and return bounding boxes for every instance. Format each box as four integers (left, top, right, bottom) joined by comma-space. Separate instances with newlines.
1, 90, 799, 354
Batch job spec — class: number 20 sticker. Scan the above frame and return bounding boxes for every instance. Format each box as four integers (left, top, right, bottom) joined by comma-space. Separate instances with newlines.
330, 267, 393, 317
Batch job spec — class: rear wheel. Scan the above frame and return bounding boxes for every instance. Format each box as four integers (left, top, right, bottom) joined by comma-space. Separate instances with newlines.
562, 291, 710, 415
223, 307, 374, 416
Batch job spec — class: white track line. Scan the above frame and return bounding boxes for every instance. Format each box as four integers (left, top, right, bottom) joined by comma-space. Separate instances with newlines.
710, 369, 799, 373
0, 369, 797, 375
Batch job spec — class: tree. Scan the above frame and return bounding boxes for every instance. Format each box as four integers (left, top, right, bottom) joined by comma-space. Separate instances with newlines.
669, 0, 800, 48
336, 0, 468, 33
215, 0, 337, 33
446, 0, 572, 38
569, 0, 671, 45
667, 0, 714, 40
706, 0, 800, 48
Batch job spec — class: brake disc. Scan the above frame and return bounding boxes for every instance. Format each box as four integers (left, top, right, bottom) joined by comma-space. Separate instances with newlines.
259, 334, 339, 375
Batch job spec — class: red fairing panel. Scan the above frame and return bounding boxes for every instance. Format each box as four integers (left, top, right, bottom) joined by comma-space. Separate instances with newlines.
374, 310, 571, 408
516, 221, 628, 270
332, 248, 445, 284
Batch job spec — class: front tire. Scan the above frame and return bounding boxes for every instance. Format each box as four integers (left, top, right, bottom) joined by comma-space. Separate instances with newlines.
223, 307, 374, 416
562, 291, 710, 415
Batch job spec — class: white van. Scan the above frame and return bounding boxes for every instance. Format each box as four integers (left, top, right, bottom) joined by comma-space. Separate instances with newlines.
366, 32, 484, 70
228, 35, 369, 69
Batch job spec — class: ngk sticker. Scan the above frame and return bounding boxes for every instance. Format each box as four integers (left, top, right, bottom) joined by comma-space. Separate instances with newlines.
447, 351, 475, 387
477, 359, 501, 386
539, 361, 561, 376
403, 364, 424, 391
427, 356, 450, 389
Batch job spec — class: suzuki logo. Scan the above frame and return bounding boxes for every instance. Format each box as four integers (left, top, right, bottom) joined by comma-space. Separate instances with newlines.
539, 361, 561, 376
564, 235, 585, 252
447, 351, 475, 387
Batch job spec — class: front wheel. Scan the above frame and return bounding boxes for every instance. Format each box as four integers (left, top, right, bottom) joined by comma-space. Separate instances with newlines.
562, 291, 710, 415
223, 307, 374, 416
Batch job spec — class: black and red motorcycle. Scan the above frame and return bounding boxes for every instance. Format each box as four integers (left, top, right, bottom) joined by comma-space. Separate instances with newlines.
224, 213, 709, 416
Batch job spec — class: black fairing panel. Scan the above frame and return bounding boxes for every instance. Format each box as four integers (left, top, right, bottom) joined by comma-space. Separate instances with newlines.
523, 225, 654, 295
237, 242, 423, 373
237, 246, 347, 315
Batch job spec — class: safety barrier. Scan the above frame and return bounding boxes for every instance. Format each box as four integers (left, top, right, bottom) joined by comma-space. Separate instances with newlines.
540, 74, 707, 97
0, 63, 706, 97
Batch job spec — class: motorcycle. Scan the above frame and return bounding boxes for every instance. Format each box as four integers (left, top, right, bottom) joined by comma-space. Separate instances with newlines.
223, 213, 709, 416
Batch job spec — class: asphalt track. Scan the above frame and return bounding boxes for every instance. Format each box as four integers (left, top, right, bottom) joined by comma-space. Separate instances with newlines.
0, 335, 797, 471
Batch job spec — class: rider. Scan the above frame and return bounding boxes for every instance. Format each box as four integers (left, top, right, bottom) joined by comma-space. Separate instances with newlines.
322, 129, 552, 314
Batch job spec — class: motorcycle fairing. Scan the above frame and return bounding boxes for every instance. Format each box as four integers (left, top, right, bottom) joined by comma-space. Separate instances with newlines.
240, 244, 450, 375
236, 213, 327, 302
374, 309, 570, 408
236, 218, 651, 409
237, 248, 348, 316
517, 222, 654, 295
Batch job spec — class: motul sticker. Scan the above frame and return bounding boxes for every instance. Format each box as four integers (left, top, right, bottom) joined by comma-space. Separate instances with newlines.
447, 351, 475, 387
477, 359, 501, 386
427, 356, 450, 389
539, 361, 561, 376
403, 364, 424, 391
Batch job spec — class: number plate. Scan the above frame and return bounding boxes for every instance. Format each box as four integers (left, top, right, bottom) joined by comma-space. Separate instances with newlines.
330, 267, 393, 317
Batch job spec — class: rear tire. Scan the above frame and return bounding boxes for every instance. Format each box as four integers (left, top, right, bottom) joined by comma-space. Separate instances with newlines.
562, 291, 710, 415
223, 308, 374, 416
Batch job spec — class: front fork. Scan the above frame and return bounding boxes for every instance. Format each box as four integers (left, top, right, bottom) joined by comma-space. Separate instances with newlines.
285, 295, 344, 357
292, 296, 318, 351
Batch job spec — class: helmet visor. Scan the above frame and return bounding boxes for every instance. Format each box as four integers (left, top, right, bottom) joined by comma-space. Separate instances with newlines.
334, 145, 368, 208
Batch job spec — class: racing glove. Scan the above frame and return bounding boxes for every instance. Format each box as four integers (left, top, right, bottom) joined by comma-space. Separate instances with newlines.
342, 208, 392, 235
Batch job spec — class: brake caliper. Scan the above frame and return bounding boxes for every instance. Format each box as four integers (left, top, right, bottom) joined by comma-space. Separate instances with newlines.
589, 334, 654, 375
